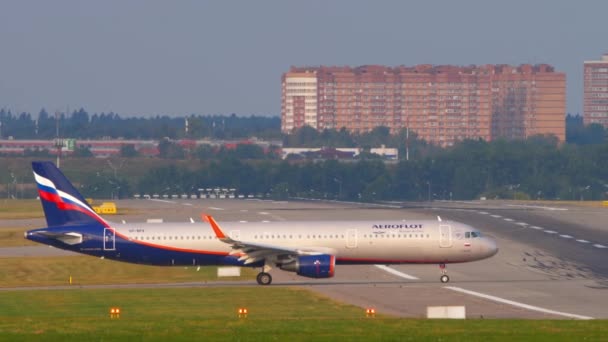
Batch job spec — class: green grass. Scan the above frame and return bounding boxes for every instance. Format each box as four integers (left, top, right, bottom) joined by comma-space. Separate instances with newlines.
0, 227, 38, 247
0, 288, 605, 341
0, 256, 256, 287
0, 199, 44, 219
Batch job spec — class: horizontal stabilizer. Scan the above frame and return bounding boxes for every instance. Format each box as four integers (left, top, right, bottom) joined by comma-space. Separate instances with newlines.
29, 231, 83, 245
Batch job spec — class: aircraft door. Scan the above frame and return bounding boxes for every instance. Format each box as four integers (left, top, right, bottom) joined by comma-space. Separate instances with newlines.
346, 229, 357, 248
229, 230, 240, 240
103, 228, 116, 250
439, 224, 452, 248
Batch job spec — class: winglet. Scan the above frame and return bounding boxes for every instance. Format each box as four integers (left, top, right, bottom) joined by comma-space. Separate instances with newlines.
204, 214, 227, 239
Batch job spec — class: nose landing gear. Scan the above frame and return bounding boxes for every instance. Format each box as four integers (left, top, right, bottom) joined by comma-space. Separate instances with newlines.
439, 263, 450, 283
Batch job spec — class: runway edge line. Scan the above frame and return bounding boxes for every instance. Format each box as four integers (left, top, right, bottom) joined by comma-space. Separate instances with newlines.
444, 286, 593, 320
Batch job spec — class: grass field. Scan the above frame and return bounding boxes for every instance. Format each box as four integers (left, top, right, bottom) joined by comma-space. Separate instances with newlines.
0, 256, 257, 288
0, 199, 44, 219
0, 287, 605, 341
0, 227, 37, 247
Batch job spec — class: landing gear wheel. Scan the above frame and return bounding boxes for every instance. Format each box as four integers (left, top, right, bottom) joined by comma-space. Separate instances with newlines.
439, 263, 449, 283
256, 272, 272, 285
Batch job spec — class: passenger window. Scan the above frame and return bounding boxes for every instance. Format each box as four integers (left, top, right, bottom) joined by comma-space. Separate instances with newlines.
465, 232, 470, 238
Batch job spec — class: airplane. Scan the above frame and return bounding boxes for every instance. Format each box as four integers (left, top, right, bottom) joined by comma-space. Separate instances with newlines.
25, 161, 498, 285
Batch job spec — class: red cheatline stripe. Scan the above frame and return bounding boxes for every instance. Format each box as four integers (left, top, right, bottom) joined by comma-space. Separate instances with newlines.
113, 229, 229, 256
337, 257, 470, 264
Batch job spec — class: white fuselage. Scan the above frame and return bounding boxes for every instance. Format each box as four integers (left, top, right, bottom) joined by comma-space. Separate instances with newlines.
110, 220, 498, 264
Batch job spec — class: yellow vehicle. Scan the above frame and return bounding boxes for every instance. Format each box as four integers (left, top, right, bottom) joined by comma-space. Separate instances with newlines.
93, 202, 117, 214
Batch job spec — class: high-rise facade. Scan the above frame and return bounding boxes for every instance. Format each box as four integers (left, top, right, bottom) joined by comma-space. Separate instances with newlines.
583, 53, 608, 127
281, 64, 566, 146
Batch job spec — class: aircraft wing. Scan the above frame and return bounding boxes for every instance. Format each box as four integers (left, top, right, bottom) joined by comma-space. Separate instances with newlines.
204, 215, 332, 265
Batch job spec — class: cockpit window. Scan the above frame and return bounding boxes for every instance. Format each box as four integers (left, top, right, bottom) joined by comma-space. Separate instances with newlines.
465, 231, 482, 238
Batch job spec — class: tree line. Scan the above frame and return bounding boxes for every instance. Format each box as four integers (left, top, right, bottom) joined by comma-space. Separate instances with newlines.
0, 109, 281, 140
67, 134, 606, 201
1, 109, 607, 201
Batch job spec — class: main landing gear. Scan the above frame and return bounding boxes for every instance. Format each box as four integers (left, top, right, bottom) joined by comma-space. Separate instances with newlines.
439, 263, 450, 283
256, 272, 272, 285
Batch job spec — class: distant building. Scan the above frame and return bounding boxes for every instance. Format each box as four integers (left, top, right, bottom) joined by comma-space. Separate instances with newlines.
282, 64, 566, 146
281, 147, 398, 160
583, 53, 608, 127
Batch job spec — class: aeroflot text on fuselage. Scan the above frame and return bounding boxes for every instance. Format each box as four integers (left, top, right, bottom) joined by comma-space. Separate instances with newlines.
372, 223, 423, 229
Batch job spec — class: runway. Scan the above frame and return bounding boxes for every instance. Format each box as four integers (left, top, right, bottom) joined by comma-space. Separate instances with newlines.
2, 198, 607, 319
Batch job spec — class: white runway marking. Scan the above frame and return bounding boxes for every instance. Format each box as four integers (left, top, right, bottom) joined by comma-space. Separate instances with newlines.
445, 286, 593, 320
259, 212, 269, 215
182, 203, 193, 206
261, 220, 270, 223
503, 218, 514, 222
515, 222, 528, 226
593, 244, 607, 249
478, 211, 489, 215
490, 215, 502, 218
576, 239, 590, 243
506, 204, 568, 211
208, 207, 224, 211
530, 226, 543, 230
543, 230, 557, 234
239, 221, 248, 223
559, 235, 573, 239
374, 265, 419, 280
149, 199, 176, 204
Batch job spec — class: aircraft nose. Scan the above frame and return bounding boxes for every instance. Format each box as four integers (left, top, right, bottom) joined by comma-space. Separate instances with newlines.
485, 237, 498, 257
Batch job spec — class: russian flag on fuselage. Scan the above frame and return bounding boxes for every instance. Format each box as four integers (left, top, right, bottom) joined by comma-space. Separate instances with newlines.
32, 161, 109, 228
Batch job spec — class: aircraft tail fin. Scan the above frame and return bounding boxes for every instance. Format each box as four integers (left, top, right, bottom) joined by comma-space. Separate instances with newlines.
32, 161, 108, 228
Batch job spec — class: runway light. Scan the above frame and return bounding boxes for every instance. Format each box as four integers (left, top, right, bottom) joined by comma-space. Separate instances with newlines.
366, 308, 376, 318
110, 307, 121, 319
238, 307, 248, 318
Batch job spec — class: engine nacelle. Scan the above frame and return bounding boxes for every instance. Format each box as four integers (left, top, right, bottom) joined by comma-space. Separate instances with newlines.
278, 254, 335, 279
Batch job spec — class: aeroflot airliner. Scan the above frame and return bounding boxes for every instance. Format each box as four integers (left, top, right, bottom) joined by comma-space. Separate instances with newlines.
26, 161, 498, 285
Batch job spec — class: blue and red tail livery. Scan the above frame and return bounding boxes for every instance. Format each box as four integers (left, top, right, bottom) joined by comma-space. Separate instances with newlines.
32, 161, 108, 228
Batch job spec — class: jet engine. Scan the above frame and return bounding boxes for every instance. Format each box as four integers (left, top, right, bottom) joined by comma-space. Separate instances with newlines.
278, 254, 335, 278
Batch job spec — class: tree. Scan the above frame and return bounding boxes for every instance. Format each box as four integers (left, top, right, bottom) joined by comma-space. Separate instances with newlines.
120, 144, 139, 158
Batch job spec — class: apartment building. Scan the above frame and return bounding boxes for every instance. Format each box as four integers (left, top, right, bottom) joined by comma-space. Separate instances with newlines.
583, 53, 608, 127
282, 64, 566, 146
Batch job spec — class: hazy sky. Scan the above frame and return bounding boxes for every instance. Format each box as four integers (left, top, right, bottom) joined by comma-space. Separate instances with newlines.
0, 1, 606, 117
